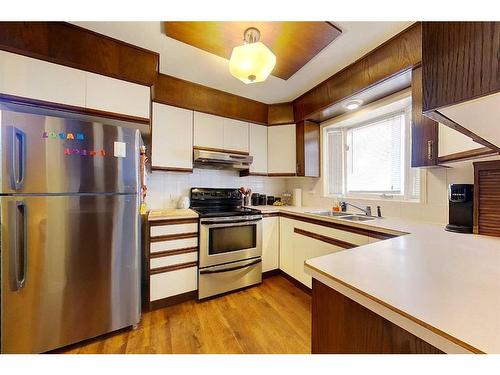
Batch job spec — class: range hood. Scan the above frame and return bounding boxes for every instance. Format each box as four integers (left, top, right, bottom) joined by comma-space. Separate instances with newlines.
193, 149, 253, 170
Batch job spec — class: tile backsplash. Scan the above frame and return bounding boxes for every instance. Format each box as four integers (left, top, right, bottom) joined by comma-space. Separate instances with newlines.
146, 168, 287, 209
147, 156, 499, 223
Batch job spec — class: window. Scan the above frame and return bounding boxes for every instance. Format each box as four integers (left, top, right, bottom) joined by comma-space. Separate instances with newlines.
324, 97, 421, 201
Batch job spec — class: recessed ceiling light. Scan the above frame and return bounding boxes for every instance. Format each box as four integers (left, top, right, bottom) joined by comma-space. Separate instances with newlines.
344, 99, 363, 110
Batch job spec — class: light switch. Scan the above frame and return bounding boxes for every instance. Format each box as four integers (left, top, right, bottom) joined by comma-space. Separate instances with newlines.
114, 141, 126, 158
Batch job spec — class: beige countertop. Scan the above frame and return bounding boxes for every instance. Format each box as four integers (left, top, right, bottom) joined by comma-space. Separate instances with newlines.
148, 208, 198, 221
281, 208, 500, 354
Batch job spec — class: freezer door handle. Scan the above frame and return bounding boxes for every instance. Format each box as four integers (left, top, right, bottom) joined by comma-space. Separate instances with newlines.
9, 201, 27, 291
10, 127, 27, 190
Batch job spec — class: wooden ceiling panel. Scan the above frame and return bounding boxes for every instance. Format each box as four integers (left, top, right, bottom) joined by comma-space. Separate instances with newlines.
163, 22, 342, 80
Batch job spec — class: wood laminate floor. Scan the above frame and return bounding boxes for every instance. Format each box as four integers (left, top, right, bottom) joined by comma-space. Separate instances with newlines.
58, 275, 311, 354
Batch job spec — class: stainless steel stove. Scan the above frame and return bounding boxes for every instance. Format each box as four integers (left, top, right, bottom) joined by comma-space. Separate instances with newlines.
190, 188, 263, 299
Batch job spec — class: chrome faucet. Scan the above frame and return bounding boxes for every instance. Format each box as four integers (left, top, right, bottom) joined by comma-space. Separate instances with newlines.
340, 202, 372, 216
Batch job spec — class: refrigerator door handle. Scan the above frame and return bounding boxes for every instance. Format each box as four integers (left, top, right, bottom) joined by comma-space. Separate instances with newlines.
9, 201, 28, 291
10, 127, 27, 190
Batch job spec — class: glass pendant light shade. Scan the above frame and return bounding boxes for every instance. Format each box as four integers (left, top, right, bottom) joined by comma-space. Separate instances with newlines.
229, 29, 276, 84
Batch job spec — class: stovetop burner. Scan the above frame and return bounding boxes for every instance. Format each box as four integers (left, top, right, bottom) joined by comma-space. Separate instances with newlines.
190, 187, 261, 218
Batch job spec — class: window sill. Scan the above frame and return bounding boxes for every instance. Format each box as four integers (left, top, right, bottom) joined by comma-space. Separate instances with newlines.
324, 194, 421, 204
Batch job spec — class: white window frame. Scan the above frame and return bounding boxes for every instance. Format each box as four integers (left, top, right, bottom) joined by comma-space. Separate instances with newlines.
322, 92, 426, 203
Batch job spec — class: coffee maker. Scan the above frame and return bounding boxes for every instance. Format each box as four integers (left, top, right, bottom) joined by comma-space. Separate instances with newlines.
445, 184, 474, 233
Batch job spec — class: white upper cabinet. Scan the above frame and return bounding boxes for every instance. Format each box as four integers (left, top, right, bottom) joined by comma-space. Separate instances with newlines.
193, 112, 225, 150
223, 118, 249, 152
85, 72, 150, 119
193, 112, 249, 153
0, 50, 86, 107
268, 124, 296, 175
249, 124, 268, 174
152, 103, 193, 170
0, 51, 150, 119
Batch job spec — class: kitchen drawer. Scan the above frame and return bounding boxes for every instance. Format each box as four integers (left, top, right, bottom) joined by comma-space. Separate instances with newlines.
150, 252, 198, 269
150, 237, 198, 253
150, 266, 197, 301
150, 223, 198, 237
294, 220, 369, 247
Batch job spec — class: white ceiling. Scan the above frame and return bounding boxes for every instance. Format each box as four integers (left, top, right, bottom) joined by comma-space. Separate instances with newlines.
73, 21, 414, 104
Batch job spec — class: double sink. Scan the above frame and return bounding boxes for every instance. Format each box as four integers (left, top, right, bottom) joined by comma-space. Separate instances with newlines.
307, 210, 376, 222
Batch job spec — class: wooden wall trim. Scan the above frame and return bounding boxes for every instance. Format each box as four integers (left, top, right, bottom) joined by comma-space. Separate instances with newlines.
149, 217, 198, 226
294, 227, 357, 249
150, 261, 198, 275
268, 102, 295, 125
152, 73, 268, 125
293, 23, 422, 122
280, 211, 400, 240
438, 147, 498, 164
0, 22, 159, 86
0, 93, 150, 125
150, 232, 198, 242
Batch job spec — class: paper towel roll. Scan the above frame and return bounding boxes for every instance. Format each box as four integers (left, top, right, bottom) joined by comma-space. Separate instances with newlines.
292, 188, 302, 208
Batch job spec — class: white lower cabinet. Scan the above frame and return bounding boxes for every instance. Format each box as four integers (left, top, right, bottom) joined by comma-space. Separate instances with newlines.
148, 218, 199, 304
279, 217, 295, 276
279, 216, 370, 288
262, 216, 279, 272
150, 267, 197, 301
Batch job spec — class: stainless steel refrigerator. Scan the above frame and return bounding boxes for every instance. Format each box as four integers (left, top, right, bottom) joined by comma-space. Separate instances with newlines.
0, 104, 142, 353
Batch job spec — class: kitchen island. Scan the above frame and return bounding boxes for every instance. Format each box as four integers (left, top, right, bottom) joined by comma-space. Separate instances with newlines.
300, 214, 500, 354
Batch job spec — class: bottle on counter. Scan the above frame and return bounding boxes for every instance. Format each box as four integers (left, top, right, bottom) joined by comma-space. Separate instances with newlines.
332, 199, 341, 212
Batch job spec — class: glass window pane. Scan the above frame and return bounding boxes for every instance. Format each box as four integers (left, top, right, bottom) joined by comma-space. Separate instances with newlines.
346, 114, 404, 193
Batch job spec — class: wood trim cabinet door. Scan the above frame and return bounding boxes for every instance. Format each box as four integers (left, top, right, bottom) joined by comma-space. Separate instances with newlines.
0, 50, 86, 108
262, 216, 279, 272
411, 66, 438, 167
422, 22, 500, 151
223, 118, 249, 153
152, 103, 193, 170
85, 72, 151, 119
249, 124, 268, 174
268, 124, 296, 175
193, 111, 225, 150
296, 120, 320, 177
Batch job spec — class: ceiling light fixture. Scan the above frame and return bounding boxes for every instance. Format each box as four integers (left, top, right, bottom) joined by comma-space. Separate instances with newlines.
344, 99, 363, 110
229, 27, 276, 84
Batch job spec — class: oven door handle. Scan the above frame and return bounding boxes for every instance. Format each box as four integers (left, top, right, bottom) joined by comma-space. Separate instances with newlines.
203, 220, 262, 228
199, 258, 262, 274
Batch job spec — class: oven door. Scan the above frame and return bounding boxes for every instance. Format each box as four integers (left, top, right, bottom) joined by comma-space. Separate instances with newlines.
199, 215, 262, 268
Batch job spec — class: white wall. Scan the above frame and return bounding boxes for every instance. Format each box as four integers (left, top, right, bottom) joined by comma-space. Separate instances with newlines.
286, 155, 499, 224
146, 169, 287, 209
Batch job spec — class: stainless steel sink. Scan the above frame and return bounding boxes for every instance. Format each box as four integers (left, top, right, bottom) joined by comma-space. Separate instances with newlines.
340, 215, 375, 222
308, 211, 350, 217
